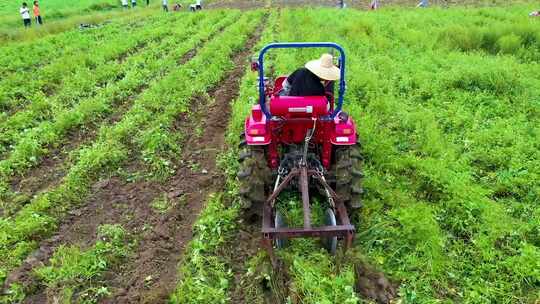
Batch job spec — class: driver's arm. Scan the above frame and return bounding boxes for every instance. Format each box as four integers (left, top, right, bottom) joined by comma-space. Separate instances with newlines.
281, 69, 301, 96
281, 79, 291, 96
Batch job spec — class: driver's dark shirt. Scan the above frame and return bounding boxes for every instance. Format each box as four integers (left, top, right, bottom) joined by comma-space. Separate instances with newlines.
286, 68, 326, 96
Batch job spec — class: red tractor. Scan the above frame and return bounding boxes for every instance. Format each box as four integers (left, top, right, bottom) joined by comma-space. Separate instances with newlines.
238, 42, 363, 255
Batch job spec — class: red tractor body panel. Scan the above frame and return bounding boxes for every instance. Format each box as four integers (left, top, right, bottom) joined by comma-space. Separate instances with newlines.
244, 78, 357, 169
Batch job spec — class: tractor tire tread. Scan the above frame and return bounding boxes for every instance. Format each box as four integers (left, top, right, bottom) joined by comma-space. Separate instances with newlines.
237, 143, 271, 218
331, 141, 364, 213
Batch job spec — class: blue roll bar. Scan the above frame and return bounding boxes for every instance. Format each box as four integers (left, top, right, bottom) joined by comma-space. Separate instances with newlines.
257, 42, 346, 119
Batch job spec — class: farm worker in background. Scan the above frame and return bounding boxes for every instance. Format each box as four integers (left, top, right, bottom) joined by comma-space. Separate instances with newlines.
173, 3, 182, 11
121, 0, 129, 9
417, 0, 428, 7
33, 1, 42, 25
281, 54, 340, 97
147, 0, 150, 6
131, 0, 137, 7
196, 0, 202, 9
369, 0, 379, 10
163, 0, 168, 11
530, 11, 540, 17
20, 3, 31, 28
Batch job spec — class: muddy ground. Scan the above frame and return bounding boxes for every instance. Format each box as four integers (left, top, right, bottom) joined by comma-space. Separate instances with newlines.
3, 18, 265, 304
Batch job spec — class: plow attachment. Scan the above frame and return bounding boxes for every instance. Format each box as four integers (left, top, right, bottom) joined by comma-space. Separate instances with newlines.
261, 143, 355, 259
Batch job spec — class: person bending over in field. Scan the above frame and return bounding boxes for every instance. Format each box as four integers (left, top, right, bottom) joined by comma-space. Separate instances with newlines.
173, 2, 182, 11
33, 1, 42, 25
530, 10, 540, 17
280, 54, 340, 97
20, 2, 31, 28
369, 0, 379, 10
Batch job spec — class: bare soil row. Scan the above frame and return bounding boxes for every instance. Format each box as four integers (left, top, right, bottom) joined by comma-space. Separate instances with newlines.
3, 16, 266, 304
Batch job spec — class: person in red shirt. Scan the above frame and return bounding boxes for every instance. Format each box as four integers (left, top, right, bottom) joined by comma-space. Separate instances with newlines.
33, 1, 42, 25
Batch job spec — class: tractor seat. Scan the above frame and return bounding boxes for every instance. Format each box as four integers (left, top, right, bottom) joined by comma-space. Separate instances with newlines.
269, 95, 329, 118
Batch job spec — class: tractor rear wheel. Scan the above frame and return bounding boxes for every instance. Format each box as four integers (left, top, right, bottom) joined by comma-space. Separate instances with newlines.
331, 140, 364, 212
274, 211, 288, 249
237, 134, 272, 220
322, 208, 338, 254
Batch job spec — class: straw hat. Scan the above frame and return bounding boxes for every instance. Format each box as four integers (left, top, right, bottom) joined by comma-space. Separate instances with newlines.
305, 53, 341, 81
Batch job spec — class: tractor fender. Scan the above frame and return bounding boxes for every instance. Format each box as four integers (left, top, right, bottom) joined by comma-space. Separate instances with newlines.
245, 104, 271, 145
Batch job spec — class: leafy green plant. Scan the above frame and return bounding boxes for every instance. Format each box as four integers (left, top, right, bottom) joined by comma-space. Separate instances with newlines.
0, 10, 262, 299
150, 194, 174, 214
34, 224, 132, 303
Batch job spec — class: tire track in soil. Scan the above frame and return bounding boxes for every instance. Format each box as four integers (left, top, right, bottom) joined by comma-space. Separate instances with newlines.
3, 17, 266, 304
228, 222, 266, 304
104, 20, 266, 303
0, 21, 231, 219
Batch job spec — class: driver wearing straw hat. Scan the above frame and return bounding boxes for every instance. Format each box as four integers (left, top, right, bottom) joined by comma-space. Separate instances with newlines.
281, 53, 340, 97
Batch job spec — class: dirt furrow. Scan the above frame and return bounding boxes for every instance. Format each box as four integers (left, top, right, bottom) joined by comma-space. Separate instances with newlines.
228, 222, 266, 304
0, 30, 234, 302
0, 23, 231, 219
4, 18, 266, 304
105, 20, 266, 304
1, 84, 146, 219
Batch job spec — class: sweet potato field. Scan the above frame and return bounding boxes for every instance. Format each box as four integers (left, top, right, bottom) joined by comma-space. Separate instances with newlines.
0, 1, 539, 303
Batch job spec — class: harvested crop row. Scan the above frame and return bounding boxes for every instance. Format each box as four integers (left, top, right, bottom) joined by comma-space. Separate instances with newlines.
5, 224, 133, 303
169, 10, 276, 304
0, 11, 239, 212
0, 11, 227, 216
6, 10, 265, 303
19, 12, 268, 303
0, 9, 261, 297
